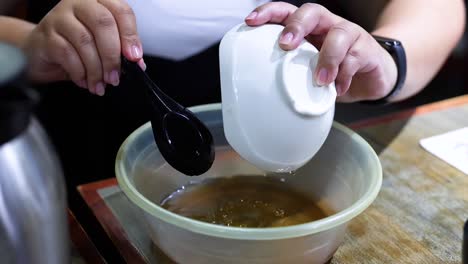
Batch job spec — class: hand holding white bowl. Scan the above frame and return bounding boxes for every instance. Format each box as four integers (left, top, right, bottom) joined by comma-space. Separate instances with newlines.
220, 23, 336, 172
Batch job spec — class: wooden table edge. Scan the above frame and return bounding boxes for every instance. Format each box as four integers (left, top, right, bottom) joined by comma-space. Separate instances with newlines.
77, 178, 147, 264
68, 209, 106, 264
348, 95, 468, 129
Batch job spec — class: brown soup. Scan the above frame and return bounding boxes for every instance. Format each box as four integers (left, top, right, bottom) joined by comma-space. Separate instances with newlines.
161, 175, 330, 228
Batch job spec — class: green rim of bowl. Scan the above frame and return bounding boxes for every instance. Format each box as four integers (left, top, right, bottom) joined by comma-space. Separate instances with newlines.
115, 103, 382, 240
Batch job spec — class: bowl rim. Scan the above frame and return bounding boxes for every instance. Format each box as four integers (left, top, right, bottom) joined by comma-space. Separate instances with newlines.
115, 103, 382, 240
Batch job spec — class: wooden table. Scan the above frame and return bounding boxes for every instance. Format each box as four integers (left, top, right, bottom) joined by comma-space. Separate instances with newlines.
68, 210, 106, 264
77, 95, 468, 263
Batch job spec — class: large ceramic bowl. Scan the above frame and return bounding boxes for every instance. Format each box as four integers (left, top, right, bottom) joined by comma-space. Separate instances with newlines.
116, 104, 382, 264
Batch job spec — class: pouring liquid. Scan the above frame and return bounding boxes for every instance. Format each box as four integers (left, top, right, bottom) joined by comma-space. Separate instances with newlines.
161, 175, 330, 228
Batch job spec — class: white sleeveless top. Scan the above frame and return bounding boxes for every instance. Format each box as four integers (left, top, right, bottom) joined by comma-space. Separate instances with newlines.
126, 0, 270, 61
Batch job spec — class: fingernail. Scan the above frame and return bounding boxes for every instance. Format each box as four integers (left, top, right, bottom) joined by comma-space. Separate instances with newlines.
138, 59, 147, 71
316, 68, 328, 86
109, 70, 120, 86
88, 82, 95, 94
245, 11, 258, 20
335, 83, 342, 95
77, 80, 87, 89
279, 32, 294, 45
95, 82, 105, 96
131, 45, 142, 59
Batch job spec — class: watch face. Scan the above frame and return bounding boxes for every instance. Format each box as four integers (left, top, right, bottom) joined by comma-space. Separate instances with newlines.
373, 35, 402, 47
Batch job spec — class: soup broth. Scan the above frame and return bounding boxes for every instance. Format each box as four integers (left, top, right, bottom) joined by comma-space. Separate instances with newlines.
160, 175, 330, 228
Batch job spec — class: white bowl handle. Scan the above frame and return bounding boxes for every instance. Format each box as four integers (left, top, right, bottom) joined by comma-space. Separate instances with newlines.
281, 46, 337, 116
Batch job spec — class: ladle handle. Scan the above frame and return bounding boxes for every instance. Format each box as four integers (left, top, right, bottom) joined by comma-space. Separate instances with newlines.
120, 56, 182, 113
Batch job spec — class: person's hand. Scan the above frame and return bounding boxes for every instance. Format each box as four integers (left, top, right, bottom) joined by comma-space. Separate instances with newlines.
245, 2, 398, 103
23, 0, 145, 96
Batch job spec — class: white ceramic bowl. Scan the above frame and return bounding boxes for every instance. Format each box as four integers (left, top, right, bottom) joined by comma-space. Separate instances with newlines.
116, 104, 382, 264
220, 23, 337, 172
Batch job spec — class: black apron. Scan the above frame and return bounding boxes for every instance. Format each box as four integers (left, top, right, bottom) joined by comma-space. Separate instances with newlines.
30, 0, 344, 191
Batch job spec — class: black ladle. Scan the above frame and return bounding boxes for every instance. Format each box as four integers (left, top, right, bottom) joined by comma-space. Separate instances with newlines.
121, 57, 215, 176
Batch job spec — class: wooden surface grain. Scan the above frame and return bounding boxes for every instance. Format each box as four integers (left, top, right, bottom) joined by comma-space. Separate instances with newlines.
333, 95, 468, 263
78, 95, 468, 263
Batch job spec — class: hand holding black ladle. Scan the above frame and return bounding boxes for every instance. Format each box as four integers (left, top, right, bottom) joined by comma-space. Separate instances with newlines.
120, 57, 215, 176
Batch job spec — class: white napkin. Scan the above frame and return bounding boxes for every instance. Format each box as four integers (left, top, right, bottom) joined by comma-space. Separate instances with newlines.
419, 127, 468, 175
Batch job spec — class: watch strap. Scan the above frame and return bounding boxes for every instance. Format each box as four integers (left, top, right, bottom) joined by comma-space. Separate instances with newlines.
361, 35, 407, 105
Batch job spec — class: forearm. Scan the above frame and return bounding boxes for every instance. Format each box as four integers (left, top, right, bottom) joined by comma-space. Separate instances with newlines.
372, 0, 466, 101
0, 16, 35, 48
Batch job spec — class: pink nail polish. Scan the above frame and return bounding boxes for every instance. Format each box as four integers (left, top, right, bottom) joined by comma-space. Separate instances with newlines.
316, 68, 328, 86
88, 83, 95, 94
95, 82, 105, 96
109, 70, 120, 86
77, 80, 87, 89
138, 59, 147, 71
335, 83, 342, 95
246, 11, 258, 20
279, 32, 294, 45
131, 45, 142, 59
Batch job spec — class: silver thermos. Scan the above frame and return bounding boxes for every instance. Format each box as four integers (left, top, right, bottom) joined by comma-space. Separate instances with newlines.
0, 43, 69, 263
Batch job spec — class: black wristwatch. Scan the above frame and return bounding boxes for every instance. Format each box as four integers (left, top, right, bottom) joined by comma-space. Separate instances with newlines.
361, 35, 407, 105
